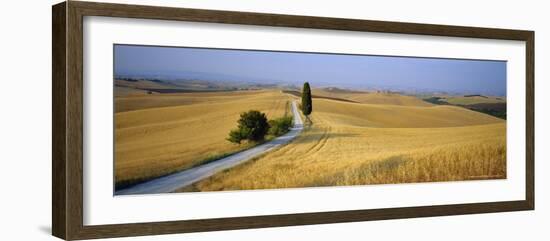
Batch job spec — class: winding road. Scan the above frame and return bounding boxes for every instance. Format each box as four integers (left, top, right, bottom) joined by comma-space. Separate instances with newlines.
115, 100, 304, 195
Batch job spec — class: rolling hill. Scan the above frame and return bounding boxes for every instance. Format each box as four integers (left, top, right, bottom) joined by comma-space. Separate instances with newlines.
191, 95, 506, 191
313, 88, 433, 107
113, 84, 506, 192
115, 90, 291, 189
442, 95, 506, 105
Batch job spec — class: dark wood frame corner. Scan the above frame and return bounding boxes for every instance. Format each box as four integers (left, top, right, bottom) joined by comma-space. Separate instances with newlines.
52, 1, 534, 240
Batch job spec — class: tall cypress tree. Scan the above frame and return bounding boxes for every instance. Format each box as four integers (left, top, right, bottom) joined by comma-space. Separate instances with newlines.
301, 82, 312, 122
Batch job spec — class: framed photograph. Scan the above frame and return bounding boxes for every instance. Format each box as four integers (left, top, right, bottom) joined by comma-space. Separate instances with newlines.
52, 1, 534, 240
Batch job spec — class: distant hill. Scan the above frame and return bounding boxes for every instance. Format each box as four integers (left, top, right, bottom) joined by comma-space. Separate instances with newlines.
114, 78, 260, 96
313, 88, 432, 107
442, 95, 505, 105
114, 76, 305, 95
321, 87, 367, 94
284, 87, 433, 107
282, 90, 358, 103
422, 95, 507, 119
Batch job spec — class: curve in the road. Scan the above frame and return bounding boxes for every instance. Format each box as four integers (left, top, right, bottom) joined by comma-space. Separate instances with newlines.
115, 100, 304, 195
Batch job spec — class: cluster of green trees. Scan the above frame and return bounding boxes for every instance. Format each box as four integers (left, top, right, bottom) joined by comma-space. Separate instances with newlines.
227, 111, 294, 144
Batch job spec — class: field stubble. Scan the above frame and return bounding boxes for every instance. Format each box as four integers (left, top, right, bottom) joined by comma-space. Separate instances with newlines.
194, 98, 506, 191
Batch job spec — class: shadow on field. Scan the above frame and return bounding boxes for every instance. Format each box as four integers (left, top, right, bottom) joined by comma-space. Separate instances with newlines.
295, 132, 360, 143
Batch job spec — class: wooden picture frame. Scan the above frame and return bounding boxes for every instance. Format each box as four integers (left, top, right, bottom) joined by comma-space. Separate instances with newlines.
52, 1, 534, 240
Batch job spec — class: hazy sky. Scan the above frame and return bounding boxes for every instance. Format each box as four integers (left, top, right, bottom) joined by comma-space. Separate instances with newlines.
114, 44, 507, 96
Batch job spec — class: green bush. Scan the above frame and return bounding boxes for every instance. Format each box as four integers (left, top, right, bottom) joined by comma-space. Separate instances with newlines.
268, 116, 294, 136
227, 110, 270, 144
227, 128, 246, 144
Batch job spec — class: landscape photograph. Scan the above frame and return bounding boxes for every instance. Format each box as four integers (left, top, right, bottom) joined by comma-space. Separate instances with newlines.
113, 44, 507, 195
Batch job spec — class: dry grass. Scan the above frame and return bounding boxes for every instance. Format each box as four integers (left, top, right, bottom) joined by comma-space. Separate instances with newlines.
333, 141, 506, 185
115, 87, 506, 192
193, 98, 506, 191
303, 98, 501, 128
313, 89, 433, 107
114, 90, 290, 188
115, 90, 264, 112
114, 86, 148, 97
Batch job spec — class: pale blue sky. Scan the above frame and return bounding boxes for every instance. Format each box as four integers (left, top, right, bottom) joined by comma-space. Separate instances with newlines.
114, 44, 507, 96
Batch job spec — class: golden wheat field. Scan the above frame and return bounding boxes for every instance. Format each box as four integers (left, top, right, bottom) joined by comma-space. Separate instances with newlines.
190, 96, 506, 191
115, 90, 291, 188
313, 88, 434, 107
